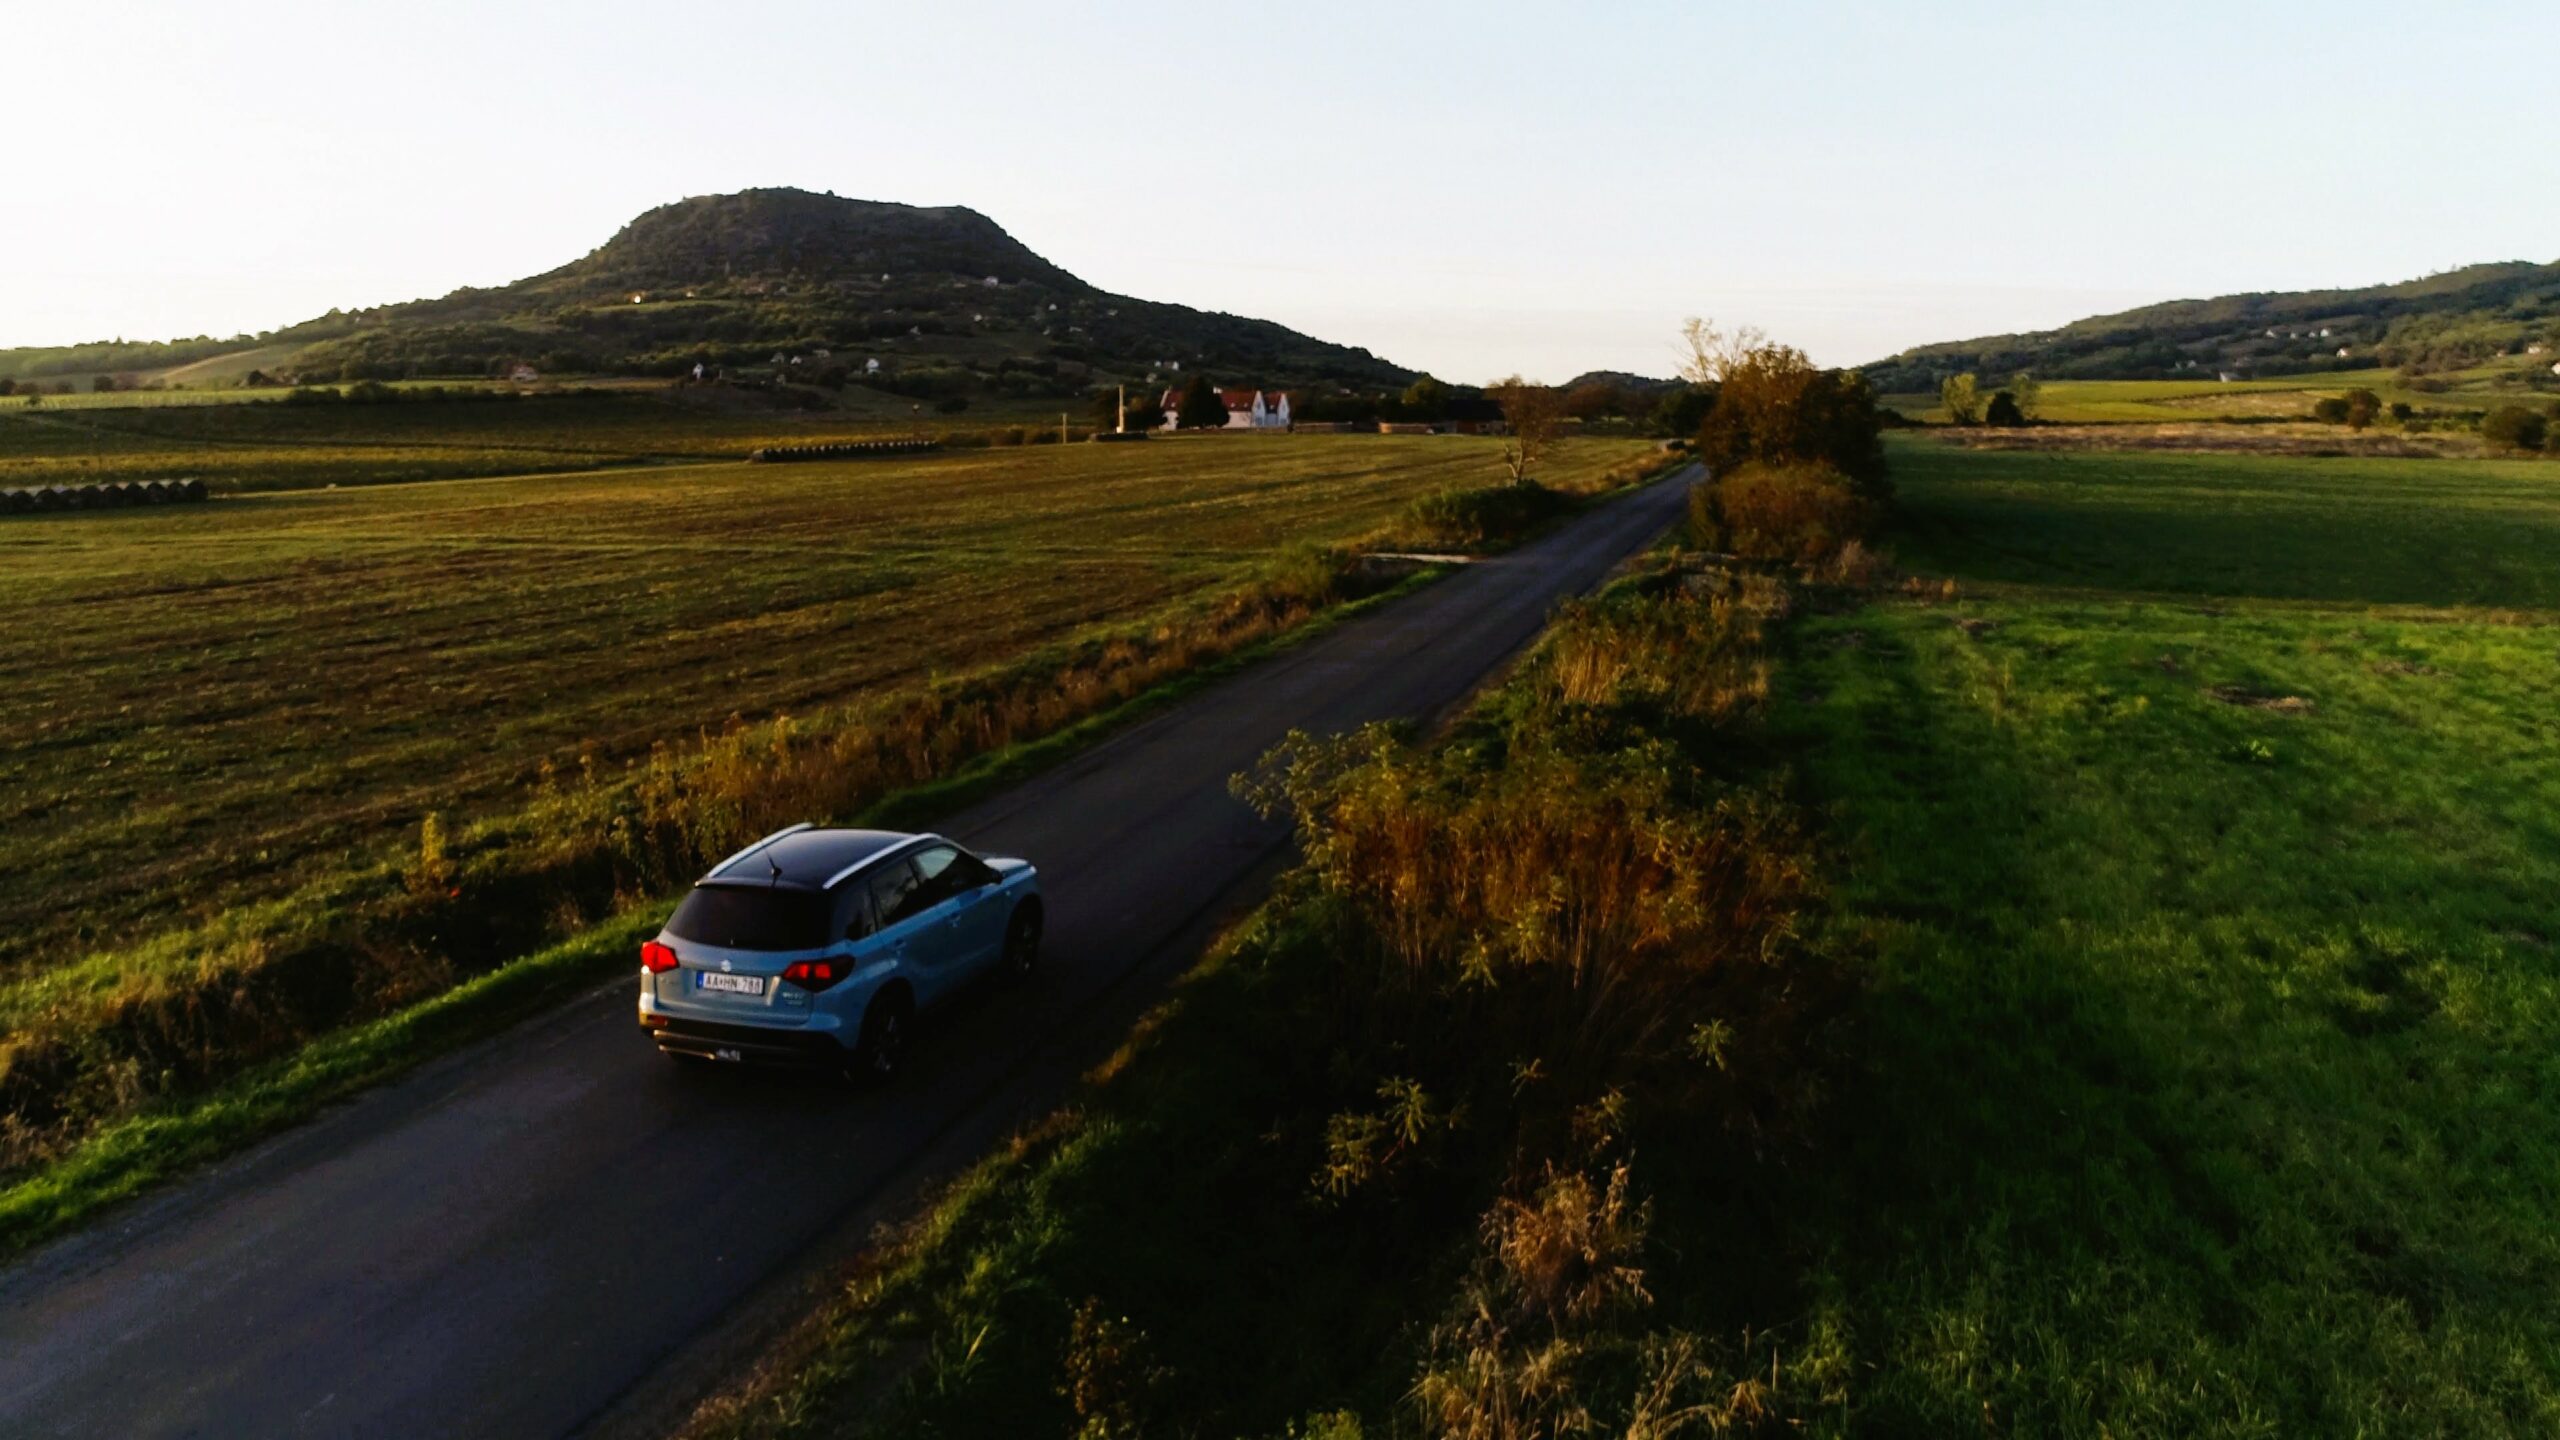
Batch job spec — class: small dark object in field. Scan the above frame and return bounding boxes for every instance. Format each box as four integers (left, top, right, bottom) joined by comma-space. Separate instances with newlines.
748, 439, 941, 463
2156, 653, 2181, 673
141, 480, 172, 504
2372, 660, 2436, 677
1954, 617, 2000, 638
2207, 685, 2315, 714
0, 489, 28, 515
1828, 630, 1867, 648
31, 487, 65, 512
179, 478, 208, 502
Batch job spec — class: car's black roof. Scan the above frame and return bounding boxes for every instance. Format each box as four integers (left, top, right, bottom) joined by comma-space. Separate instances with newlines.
703, 827, 919, 891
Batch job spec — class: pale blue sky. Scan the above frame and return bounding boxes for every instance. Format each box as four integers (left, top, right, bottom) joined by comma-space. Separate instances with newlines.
5, 1, 2554, 381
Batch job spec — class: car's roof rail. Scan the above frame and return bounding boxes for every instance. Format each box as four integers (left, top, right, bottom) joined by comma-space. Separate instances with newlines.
822, 833, 931, 890
708, 822, 815, 878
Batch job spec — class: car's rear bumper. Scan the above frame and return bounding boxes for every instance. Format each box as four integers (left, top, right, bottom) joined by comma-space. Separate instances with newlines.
644, 1014, 849, 1067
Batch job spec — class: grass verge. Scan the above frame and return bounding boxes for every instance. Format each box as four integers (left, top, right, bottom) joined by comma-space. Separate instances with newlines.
674, 542, 1827, 1439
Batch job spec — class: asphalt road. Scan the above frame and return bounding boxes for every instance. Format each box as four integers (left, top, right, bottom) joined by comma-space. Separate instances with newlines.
0, 467, 1698, 1439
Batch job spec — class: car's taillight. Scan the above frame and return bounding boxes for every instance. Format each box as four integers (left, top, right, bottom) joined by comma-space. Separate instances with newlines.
641, 940, 680, 974
781, 959, 847, 991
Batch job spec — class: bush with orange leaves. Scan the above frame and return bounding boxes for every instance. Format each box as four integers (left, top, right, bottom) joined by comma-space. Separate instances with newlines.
1690, 461, 1877, 565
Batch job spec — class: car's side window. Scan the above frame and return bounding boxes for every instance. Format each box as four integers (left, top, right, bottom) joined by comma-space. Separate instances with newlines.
908, 845, 966, 908
836, 883, 876, 940
865, 860, 925, 930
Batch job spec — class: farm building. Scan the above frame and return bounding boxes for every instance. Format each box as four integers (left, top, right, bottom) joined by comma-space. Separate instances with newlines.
1221, 388, 1290, 429
1153, 388, 1293, 429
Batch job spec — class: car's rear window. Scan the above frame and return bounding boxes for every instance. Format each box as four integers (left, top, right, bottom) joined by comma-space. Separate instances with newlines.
664, 885, 832, 951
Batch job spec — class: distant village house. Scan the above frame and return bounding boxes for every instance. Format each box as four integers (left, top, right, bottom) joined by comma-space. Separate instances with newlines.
1154, 387, 1292, 429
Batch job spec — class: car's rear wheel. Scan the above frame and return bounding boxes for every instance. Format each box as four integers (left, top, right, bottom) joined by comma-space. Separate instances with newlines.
1003, 906, 1043, 982
849, 989, 912, 1083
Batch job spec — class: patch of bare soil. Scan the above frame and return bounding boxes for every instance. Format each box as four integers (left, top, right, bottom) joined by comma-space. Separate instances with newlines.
2207, 685, 2316, 713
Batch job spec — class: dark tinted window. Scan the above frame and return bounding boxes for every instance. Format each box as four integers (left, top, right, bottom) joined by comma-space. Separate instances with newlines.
866, 859, 927, 928
911, 845, 996, 908
664, 885, 832, 951
835, 884, 876, 940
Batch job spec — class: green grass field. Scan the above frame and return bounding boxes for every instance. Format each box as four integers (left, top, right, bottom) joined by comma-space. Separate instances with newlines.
1883, 363, 2557, 425
0, 435, 1644, 974
1762, 434, 2560, 1432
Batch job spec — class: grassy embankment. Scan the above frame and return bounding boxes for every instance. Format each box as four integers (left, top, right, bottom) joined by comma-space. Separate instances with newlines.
680, 433, 2560, 1437
0, 434, 1669, 1252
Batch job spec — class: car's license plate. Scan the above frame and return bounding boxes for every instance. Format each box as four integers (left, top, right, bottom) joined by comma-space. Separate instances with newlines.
697, 972, 765, 996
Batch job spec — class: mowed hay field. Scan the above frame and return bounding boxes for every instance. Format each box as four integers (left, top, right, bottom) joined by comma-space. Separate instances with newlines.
0, 434, 1649, 975
1771, 435, 2560, 1432
0, 391, 1041, 493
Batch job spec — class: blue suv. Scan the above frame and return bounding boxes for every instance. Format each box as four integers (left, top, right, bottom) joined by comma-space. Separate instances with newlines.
638, 825, 1042, 1080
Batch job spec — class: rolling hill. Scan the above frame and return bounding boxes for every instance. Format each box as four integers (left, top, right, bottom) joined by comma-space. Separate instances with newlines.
0, 189, 1415, 399
1865, 260, 2560, 391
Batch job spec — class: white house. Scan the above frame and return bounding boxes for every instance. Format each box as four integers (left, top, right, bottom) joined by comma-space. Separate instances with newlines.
1212, 388, 1292, 428
1156, 387, 1292, 429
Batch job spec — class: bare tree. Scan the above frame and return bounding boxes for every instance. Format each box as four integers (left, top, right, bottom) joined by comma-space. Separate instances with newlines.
1675, 316, 1770, 387
1488, 377, 1567, 486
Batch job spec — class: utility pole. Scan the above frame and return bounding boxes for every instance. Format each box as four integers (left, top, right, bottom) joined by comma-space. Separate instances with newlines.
1116, 383, 1126, 435
1060, 412, 1069, 446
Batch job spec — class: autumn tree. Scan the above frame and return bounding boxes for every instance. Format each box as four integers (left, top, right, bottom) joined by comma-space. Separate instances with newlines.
1939, 372, 1981, 426
1175, 375, 1227, 430
1563, 381, 1620, 421
1678, 319, 1888, 496
1487, 376, 1567, 486
2009, 370, 2042, 420
1400, 376, 1452, 422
